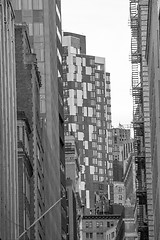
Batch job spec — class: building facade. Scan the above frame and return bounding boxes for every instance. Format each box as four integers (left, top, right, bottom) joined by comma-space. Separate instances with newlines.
113, 182, 125, 206
17, 111, 33, 240
15, 24, 45, 239
82, 215, 120, 240
65, 134, 82, 240
13, 1, 66, 239
146, 0, 160, 238
62, 32, 113, 215
112, 127, 131, 182
129, 0, 154, 239
123, 155, 136, 206
0, 1, 19, 239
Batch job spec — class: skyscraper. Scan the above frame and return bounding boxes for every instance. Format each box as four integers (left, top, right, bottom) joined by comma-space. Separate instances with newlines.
62, 32, 113, 215
0, 1, 18, 239
13, 0, 66, 239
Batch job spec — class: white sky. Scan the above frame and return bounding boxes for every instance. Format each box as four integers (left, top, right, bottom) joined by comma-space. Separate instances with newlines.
61, 0, 133, 127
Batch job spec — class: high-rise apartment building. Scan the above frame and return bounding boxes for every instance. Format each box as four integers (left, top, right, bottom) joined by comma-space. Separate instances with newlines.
62, 32, 113, 215
13, 1, 66, 239
0, 1, 19, 239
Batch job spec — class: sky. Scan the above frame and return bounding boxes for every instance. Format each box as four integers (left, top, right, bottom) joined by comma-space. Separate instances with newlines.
61, 0, 133, 128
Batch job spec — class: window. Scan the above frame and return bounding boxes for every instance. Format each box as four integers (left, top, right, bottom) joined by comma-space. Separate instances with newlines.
89, 221, 92, 228
97, 89, 101, 94
34, 23, 43, 36
98, 160, 102, 166
100, 221, 103, 227
119, 195, 123, 200
93, 150, 97, 156
96, 112, 101, 118
92, 142, 97, 148
98, 137, 103, 143
93, 175, 98, 181
96, 104, 101, 110
99, 176, 104, 182
111, 232, 115, 238
91, 100, 95, 106
86, 232, 93, 239
91, 118, 96, 123
97, 96, 101, 102
73, 56, 76, 64
33, 0, 43, 9
96, 81, 100, 87
90, 58, 94, 65
90, 75, 94, 82
90, 92, 95, 98
97, 145, 102, 150
15, 0, 22, 9
22, 0, 32, 9
95, 72, 100, 79
89, 233, 93, 238
92, 158, 97, 164
97, 152, 102, 158
97, 120, 101, 127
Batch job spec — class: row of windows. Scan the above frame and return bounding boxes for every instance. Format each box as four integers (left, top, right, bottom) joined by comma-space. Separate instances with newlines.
94, 167, 105, 174
86, 221, 103, 228
14, 0, 43, 10
93, 175, 104, 182
73, 56, 95, 66
85, 231, 115, 240
27, 23, 44, 37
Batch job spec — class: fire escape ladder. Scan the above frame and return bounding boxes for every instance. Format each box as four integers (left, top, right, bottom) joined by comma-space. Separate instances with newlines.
130, 0, 149, 239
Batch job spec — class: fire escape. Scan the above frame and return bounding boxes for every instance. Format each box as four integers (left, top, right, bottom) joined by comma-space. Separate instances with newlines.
129, 1, 148, 239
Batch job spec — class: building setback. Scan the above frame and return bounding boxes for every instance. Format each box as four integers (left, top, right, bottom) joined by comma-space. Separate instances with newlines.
0, 1, 19, 239
13, 1, 66, 239
62, 33, 113, 215
15, 24, 45, 239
